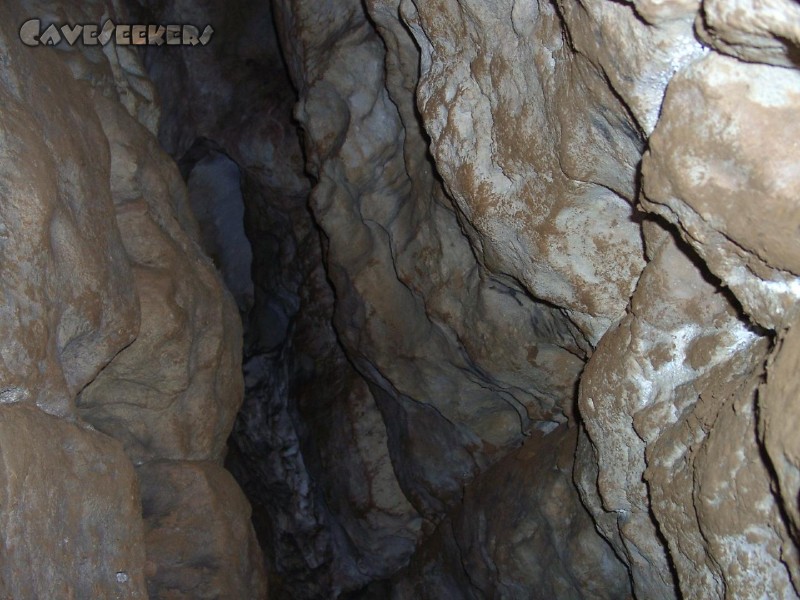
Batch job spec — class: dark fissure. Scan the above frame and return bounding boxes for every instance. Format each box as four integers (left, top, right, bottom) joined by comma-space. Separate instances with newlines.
2, 0, 798, 599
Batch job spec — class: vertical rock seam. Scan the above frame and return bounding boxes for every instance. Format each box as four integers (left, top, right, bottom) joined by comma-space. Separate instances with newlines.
0, 0, 798, 598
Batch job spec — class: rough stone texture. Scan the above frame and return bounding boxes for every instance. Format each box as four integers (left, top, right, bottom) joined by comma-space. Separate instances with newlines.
138, 460, 268, 600
759, 315, 800, 581
137, 1, 428, 596
695, 0, 800, 67
0, 404, 147, 599
275, 0, 586, 480
641, 53, 800, 330
0, 3, 146, 595
0, 2, 139, 420
270, 0, 800, 597
267, 0, 622, 596
0, 0, 265, 597
77, 94, 244, 465
390, 0, 647, 338
372, 426, 631, 599
574, 223, 791, 598
2, 0, 800, 596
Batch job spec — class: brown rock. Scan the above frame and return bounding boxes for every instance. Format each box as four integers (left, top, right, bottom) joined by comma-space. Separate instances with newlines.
647, 360, 798, 597
394, 0, 647, 337
0, 404, 147, 599
0, 1, 139, 419
696, 0, 800, 67
642, 53, 800, 330
273, 0, 588, 483
381, 426, 631, 599
3, 0, 799, 598
77, 96, 244, 464
575, 222, 794, 598
759, 316, 800, 578
0, 1, 265, 596
273, 0, 800, 597
138, 460, 268, 599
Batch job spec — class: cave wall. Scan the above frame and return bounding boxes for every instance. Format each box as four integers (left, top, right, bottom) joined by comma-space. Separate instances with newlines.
0, 1, 266, 598
268, 0, 800, 597
1, 0, 799, 598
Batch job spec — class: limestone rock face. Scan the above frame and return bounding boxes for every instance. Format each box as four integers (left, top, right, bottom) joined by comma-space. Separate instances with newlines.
77, 94, 244, 465
0, 404, 147, 599
0, 3, 146, 594
274, 0, 586, 480
695, 0, 800, 67
0, 0, 264, 597
386, 0, 648, 337
2, 0, 799, 596
641, 53, 800, 330
0, 2, 139, 420
574, 223, 789, 598
376, 427, 631, 600
138, 461, 268, 599
761, 316, 800, 561
139, 1, 427, 596
271, 0, 800, 597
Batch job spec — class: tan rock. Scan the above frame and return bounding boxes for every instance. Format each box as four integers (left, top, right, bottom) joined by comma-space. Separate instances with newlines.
0, 404, 147, 599
274, 0, 588, 477
575, 222, 794, 598
759, 316, 800, 580
396, 0, 646, 338
3, 0, 797, 597
696, 0, 800, 67
0, 1, 264, 596
77, 96, 244, 464
0, 1, 139, 418
273, 0, 800, 597
642, 53, 800, 330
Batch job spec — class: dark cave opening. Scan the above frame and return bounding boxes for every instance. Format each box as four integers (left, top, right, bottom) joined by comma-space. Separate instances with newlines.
180, 140, 254, 314
133, 2, 378, 597
48, 0, 795, 599
2, 0, 799, 596
132, 2, 632, 597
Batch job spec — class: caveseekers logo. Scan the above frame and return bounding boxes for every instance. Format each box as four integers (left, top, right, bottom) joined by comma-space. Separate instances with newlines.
19, 19, 214, 46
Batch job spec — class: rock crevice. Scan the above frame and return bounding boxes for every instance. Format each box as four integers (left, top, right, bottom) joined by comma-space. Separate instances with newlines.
0, 0, 798, 598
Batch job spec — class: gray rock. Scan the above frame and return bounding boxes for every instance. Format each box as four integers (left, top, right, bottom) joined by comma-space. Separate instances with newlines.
378, 426, 631, 600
